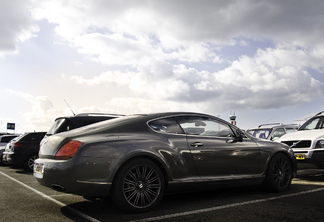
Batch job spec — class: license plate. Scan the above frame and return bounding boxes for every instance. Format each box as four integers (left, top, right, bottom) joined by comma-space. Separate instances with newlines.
34, 163, 44, 179
295, 154, 305, 160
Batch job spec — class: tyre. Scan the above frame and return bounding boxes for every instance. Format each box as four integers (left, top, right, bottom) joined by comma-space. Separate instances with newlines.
24, 153, 38, 171
263, 153, 292, 192
111, 158, 165, 213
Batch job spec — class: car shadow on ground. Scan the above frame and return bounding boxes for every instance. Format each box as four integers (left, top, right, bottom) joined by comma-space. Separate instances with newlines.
59, 169, 324, 221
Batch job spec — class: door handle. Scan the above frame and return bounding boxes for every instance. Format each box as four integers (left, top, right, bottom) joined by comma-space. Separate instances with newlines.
190, 142, 203, 147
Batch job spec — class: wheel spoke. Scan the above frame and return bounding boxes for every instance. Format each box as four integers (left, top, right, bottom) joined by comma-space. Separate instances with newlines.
272, 157, 291, 189
122, 163, 162, 208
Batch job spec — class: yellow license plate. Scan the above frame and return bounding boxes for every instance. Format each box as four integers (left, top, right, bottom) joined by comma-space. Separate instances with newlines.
295, 154, 305, 160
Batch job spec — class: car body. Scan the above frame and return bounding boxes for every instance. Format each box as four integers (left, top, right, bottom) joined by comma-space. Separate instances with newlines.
277, 111, 324, 169
2, 132, 46, 171
247, 123, 298, 141
34, 112, 297, 213
0, 134, 20, 164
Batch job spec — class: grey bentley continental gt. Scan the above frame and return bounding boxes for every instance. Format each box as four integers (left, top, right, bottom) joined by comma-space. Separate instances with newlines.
34, 112, 297, 213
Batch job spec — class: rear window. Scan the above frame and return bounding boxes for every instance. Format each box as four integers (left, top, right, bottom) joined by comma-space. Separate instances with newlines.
0, 136, 17, 143
21, 133, 46, 142
47, 118, 74, 135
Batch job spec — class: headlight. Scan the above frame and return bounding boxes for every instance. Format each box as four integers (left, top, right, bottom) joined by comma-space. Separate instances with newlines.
315, 140, 324, 148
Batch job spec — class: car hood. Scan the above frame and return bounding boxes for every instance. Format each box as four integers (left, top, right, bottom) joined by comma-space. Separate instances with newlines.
276, 129, 324, 142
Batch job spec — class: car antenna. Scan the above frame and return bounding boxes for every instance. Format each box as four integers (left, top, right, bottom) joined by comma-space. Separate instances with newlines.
64, 99, 76, 116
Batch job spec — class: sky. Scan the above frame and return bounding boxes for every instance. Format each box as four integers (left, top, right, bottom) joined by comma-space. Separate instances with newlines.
1, 0, 324, 133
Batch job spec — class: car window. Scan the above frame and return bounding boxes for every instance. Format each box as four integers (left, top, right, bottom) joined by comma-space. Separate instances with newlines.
247, 129, 271, 139
47, 118, 74, 134
285, 128, 297, 133
22, 133, 45, 142
0, 136, 16, 143
299, 117, 324, 130
271, 128, 285, 140
175, 116, 234, 137
148, 117, 184, 134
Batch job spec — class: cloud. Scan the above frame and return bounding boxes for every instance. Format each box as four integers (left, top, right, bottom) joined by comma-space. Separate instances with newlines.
3, 0, 324, 127
0, 0, 39, 56
69, 44, 324, 113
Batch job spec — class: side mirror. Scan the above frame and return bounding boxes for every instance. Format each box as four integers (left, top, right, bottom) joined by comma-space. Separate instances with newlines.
226, 134, 243, 143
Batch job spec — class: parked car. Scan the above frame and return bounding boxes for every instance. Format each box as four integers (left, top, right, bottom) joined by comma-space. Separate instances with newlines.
247, 123, 299, 140
34, 112, 296, 213
277, 111, 324, 169
0, 134, 20, 165
46, 113, 124, 136
2, 132, 46, 171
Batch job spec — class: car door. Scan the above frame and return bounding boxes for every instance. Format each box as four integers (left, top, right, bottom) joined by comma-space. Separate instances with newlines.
175, 115, 260, 178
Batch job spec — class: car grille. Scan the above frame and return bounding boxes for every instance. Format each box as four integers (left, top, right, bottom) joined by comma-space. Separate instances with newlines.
281, 140, 312, 148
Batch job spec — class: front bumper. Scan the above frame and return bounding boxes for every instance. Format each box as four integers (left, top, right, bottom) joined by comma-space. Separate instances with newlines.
293, 149, 324, 169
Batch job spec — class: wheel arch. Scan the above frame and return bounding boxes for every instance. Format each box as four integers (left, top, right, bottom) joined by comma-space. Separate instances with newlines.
264, 151, 295, 177
110, 153, 171, 193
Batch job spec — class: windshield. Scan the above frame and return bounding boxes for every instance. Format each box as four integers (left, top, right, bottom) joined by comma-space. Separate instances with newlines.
299, 117, 324, 130
247, 129, 272, 139
47, 118, 74, 135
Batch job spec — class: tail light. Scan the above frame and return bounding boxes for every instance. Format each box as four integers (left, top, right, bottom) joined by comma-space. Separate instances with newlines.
13, 143, 23, 148
55, 141, 81, 160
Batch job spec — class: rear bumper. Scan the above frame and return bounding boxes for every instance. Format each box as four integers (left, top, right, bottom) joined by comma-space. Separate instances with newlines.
2, 152, 24, 165
33, 157, 113, 197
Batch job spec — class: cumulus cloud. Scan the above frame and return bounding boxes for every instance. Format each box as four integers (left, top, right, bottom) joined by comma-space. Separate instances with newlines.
4, 0, 324, 120
0, 0, 39, 56
69, 43, 324, 113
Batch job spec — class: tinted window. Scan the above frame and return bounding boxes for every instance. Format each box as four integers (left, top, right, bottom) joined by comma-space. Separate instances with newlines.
175, 116, 234, 137
148, 117, 184, 134
0, 136, 17, 143
47, 118, 74, 135
21, 133, 46, 142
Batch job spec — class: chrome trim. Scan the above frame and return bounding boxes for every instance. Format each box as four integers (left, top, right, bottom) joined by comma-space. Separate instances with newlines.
77, 180, 111, 185
169, 174, 265, 184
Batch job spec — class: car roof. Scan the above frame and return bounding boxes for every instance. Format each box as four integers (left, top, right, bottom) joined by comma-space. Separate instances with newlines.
55, 113, 124, 121
247, 123, 299, 131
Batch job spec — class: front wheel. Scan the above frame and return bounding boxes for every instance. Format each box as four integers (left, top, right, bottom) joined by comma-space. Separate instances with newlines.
263, 153, 292, 192
111, 158, 165, 213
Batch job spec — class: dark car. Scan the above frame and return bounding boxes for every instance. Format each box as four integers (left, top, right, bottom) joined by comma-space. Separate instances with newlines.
41, 113, 123, 146
3, 132, 46, 171
46, 113, 124, 136
34, 112, 297, 213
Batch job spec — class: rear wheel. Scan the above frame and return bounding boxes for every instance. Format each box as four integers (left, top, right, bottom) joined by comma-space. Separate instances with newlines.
111, 158, 165, 213
263, 153, 292, 192
24, 153, 38, 171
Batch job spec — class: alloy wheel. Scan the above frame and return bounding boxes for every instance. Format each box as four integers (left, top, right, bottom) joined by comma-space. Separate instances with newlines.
122, 164, 162, 209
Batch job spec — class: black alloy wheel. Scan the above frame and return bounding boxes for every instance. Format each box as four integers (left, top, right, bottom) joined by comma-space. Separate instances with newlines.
263, 153, 292, 192
111, 158, 165, 213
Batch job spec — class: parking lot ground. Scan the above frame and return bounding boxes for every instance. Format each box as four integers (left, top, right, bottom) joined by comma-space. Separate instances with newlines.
0, 165, 324, 222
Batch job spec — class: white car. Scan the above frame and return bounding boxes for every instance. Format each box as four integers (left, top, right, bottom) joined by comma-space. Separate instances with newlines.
0, 134, 20, 164
277, 112, 324, 169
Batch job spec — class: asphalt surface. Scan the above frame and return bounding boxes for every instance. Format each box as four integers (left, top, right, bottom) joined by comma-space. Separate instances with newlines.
0, 165, 324, 222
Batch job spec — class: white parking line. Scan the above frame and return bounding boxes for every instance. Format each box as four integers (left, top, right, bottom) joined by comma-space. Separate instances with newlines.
0, 171, 100, 222
130, 187, 324, 222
